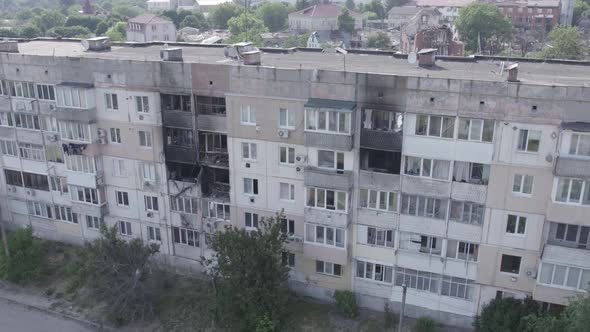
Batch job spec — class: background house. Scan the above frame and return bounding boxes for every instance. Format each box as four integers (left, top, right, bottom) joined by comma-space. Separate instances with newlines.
288, 4, 363, 32
388, 6, 420, 29
126, 14, 177, 42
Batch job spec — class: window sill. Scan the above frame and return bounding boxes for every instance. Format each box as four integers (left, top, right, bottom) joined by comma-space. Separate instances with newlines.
511, 192, 533, 197
316, 272, 341, 278
505, 232, 526, 238
305, 206, 348, 215
240, 122, 257, 126
303, 241, 346, 250
499, 271, 520, 277
356, 277, 393, 285
304, 129, 351, 136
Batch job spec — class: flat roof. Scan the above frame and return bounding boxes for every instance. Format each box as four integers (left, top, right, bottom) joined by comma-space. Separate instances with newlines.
9, 40, 590, 87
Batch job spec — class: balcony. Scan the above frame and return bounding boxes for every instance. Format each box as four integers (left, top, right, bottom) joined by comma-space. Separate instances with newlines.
162, 111, 194, 128
165, 145, 197, 164
450, 182, 487, 204
401, 176, 451, 198
360, 128, 402, 151
199, 151, 228, 168
167, 161, 200, 184
0, 95, 10, 110
197, 114, 226, 132
53, 106, 97, 123
304, 167, 353, 191
555, 156, 590, 178
303, 242, 348, 266
359, 170, 401, 192
201, 167, 230, 201
304, 207, 349, 228
304, 132, 353, 151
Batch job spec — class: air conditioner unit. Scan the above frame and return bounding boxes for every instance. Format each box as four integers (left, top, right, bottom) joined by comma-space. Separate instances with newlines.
26, 189, 35, 196
8, 186, 16, 192
295, 155, 308, 165
144, 181, 152, 187
526, 268, 537, 279
249, 196, 255, 203
295, 166, 304, 173
147, 212, 153, 217
277, 129, 289, 138
46, 134, 59, 142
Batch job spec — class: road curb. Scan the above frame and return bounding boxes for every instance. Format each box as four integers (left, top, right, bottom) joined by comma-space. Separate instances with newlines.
0, 295, 118, 332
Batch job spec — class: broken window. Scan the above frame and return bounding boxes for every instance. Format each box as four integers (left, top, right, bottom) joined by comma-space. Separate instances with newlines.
360, 149, 401, 174
363, 109, 402, 132
166, 162, 200, 182
162, 94, 191, 112
196, 95, 226, 115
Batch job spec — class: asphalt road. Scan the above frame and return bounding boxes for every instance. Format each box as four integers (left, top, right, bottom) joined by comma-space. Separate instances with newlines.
0, 297, 98, 332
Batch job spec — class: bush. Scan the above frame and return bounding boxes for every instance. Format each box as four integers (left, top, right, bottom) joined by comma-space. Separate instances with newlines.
384, 302, 398, 329
334, 290, 358, 318
0, 227, 42, 284
474, 297, 539, 332
413, 316, 436, 332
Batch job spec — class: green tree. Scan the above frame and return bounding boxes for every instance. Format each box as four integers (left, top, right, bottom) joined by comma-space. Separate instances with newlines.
227, 13, 267, 36
455, 2, 513, 54
95, 21, 109, 36
385, 0, 409, 12
161, 10, 178, 26
0, 28, 18, 38
474, 297, 539, 332
47, 25, 92, 38
573, 0, 590, 25
65, 15, 102, 32
203, 213, 290, 331
180, 13, 209, 30
543, 26, 586, 60
255, 3, 292, 32
33, 9, 66, 33
283, 33, 309, 47
105, 21, 127, 41
364, 0, 385, 19
523, 295, 590, 332
16, 8, 34, 22
366, 31, 391, 49
295, 0, 310, 10
338, 8, 356, 35
0, 227, 41, 284
20, 24, 42, 38
209, 2, 243, 29
345, 0, 355, 10
111, 4, 141, 18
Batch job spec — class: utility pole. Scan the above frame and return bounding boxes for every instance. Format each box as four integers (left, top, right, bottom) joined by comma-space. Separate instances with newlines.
398, 283, 407, 332
0, 205, 9, 257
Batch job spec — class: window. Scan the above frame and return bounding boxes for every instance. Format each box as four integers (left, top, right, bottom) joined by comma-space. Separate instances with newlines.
165, 128, 193, 147
196, 95, 226, 115
139, 131, 152, 148
400, 194, 448, 220
305, 109, 350, 134
365, 109, 402, 132
147, 226, 161, 242
49, 176, 68, 193
23, 172, 49, 191
245, 212, 259, 228
69, 185, 100, 205
280, 183, 295, 201
36, 84, 55, 101
173, 227, 200, 247
14, 113, 41, 129
449, 200, 485, 225
46, 146, 63, 163
304, 223, 345, 248
282, 252, 295, 267
240, 105, 256, 125
56, 87, 86, 108
415, 114, 455, 138
500, 254, 521, 274
318, 150, 344, 170
4, 169, 23, 186
199, 132, 227, 153
359, 189, 398, 212
112, 159, 127, 177
452, 162, 490, 185
243, 178, 259, 195
419, 235, 442, 255
43, 116, 58, 132
241, 142, 257, 160
144, 195, 159, 211
0, 112, 13, 127
512, 174, 534, 195
58, 121, 91, 142
18, 143, 45, 161
357, 260, 393, 283
110, 128, 121, 143
552, 222, 589, 249
27, 201, 53, 218
517, 129, 541, 152
441, 276, 474, 300
506, 214, 527, 235
86, 216, 103, 230
202, 200, 230, 220
457, 118, 494, 142
119, 221, 132, 236
446, 240, 478, 261
394, 267, 439, 292
142, 162, 156, 182
0, 140, 17, 156
404, 156, 450, 180
569, 133, 590, 157
366, 227, 394, 248
162, 94, 191, 112
306, 187, 347, 212
54, 205, 77, 224
7, 81, 35, 98
65, 154, 95, 173
316, 260, 342, 276
279, 146, 295, 164
171, 196, 199, 214
281, 218, 295, 236
105, 93, 118, 110
540, 263, 590, 291
135, 96, 149, 113
279, 108, 294, 128
555, 178, 589, 205
116, 190, 129, 207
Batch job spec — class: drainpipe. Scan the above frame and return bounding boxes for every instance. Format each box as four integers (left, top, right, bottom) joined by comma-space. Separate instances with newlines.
0, 205, 9, 257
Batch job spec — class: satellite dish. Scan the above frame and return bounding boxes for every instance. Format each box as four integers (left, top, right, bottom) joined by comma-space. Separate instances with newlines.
408, 52, 417, 64
81, 39, 90, 51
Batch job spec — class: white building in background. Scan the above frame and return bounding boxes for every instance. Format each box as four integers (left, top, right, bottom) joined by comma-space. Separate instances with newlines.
147, 0, 176, 12
125, 14, 177, 42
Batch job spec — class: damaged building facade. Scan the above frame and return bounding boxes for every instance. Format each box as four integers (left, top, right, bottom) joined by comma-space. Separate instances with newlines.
0, 39, 589, 327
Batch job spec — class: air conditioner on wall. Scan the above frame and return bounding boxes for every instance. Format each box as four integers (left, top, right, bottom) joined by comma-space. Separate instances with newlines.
46, 134, 59, 142
277, 129, 289, 138
295, 166, 304, 173
295, 155, 307, 165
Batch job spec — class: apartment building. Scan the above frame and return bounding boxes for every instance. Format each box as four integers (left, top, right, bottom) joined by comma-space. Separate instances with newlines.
0, 39, 589, 328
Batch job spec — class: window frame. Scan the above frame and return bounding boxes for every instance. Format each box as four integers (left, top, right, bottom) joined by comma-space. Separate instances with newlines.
279, 146, 295, 165
240, 105, 256, 125
305, 109, 351, 135
500, 254, 522, 275
306, 187, 348, 212
279, 182, 295, 202
517, 129, 541, 153
359, 188, 398, 212
415, 114, 455, 139
512, 173, 534, 195
138, 130, 152, 148
243, 177, 259, 195
279, 108, 295, 129
135, 96, 149, 113
116, 190, 130, 207
505, 214, 527, 236
105, 93, 119, 111
304, 223, 346, 248
316, 260, 342, 277
241, 142, 257, 161
357, 260, 394, 283
118, 220, 132, 236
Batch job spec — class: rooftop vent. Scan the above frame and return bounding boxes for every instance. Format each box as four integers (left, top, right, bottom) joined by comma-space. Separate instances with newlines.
417, 48, 437, 67
81, 37, 111, 52
242, 50, 261, 65
160, 47, 183, 62
0, 41, 19, 53
507, 63, 519, 82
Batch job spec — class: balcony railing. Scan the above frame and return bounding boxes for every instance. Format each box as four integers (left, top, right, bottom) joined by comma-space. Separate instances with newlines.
360, 128, 402, 152
304, 167, 353, 191
304, 132, 353, 151
555, 156, 590, 178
